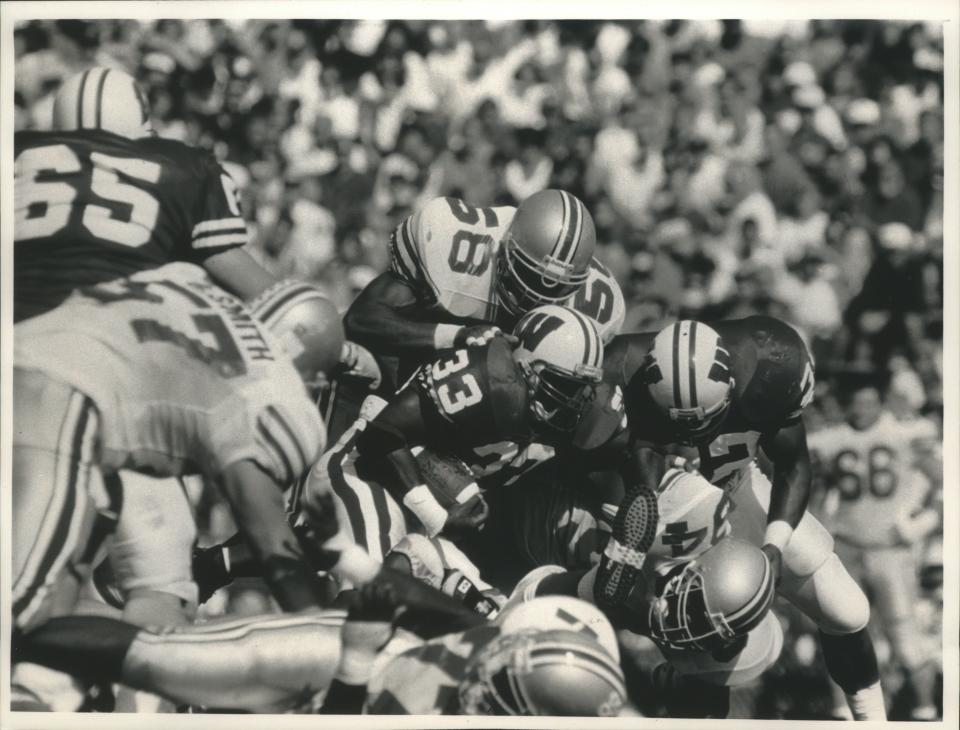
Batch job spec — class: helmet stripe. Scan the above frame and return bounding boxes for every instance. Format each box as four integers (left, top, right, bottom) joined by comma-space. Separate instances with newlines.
251, 282, 320, 327
571, 309, 595, 368
688, 320, 698, 408
82, 67, 106, 128
550, 190, 570, 264
671, 323, 683, 409
75, 69, 91, 129
94, 69, 110, 129
554, 191, 581, 265
725, 556, 774, 629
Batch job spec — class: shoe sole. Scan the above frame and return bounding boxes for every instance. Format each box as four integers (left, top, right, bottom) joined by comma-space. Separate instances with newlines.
595, 485, 659, 608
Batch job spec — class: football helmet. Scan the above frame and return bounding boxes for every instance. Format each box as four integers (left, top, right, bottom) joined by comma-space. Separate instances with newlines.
497, 190, 596, 317
513, 305, 603, 433
459, 597, 626, 716
249, 280, 345, 390
643, 320, 734, 444
52, 67, 154, 139
648, 537, 775, 653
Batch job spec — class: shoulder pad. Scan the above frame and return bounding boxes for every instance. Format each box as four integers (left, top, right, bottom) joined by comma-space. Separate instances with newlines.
484, 337, 530, 437
722, 316, 814, 428
572, 381, 628, 450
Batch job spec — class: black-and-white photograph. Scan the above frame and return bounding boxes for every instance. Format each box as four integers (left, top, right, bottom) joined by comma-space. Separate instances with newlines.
2, 2, 956, 726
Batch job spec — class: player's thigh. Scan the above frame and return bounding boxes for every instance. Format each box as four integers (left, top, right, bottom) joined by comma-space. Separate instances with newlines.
728, 464, 834, 579
12, 370, 116, 631
107, 471, 199, 614
864, 547, 917, 630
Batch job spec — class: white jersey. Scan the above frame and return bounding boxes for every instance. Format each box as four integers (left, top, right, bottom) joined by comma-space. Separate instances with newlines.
808, 412, 937, 548
15, 262, 324, 485
389, 196, 625, 342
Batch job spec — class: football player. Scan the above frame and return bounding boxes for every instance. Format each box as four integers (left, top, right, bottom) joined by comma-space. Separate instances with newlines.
14, 590, 628, 717
809, 381, 941, 720
452, 464, 781, 717
306, 305, 607, 564
12, 263, 374, 641
14, 66, 275, 322
13, 65, 381, 632
592, 317, 887, 720
325, 189, 625, 443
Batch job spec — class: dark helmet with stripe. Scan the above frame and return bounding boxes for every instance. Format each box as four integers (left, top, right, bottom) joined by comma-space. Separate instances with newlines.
52, 67, 154, 139
249, 280, 344, 391
497, 189, 596, 318
643, 320, 734, 445
459, 596, 626, 716
648, 537, 776, 653
513, 305, 603, 434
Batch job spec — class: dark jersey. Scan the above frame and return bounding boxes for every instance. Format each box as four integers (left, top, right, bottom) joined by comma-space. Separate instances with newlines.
604, 316, 815, 484
410, 337, 549, 485
14, 129, 247, 321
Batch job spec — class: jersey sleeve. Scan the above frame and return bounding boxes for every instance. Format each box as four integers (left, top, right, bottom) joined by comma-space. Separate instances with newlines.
388, 201, 438, 301
187, 157, 249, 261
250, 396, 325, 488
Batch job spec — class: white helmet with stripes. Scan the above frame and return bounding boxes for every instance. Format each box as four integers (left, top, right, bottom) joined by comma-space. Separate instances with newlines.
497, 189, 596, 318
459, 596, 626, 716
513, 305, 603, 434
643, 320, 734, 444
648, 537, 775, 653
52, 67, 153, 139
249, 280, 344, 391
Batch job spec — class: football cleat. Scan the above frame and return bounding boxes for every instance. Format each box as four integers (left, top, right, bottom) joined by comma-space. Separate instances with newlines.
648, 537, 775, 653
249, 280, 345, 391
594, 484, 659, 609
52, 67, 154, 139
513, 305, 603, 433
496, 190, 596, 317
643, 320, 734, 444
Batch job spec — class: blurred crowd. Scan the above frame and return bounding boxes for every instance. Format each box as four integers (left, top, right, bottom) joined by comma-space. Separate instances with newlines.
14, 17, 944, 719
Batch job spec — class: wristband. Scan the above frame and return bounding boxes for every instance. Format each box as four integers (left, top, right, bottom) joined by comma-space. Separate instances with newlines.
403, 485, 448, 537
455, 482, 481, 504
763, 521, 794, 552
334, 644, 378, 685
433, 324, 463, 350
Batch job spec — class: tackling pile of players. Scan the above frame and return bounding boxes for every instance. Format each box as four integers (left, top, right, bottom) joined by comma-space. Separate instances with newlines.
10, 67, 939, 720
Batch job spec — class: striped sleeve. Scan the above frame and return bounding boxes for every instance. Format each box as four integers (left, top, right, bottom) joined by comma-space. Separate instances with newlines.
254, 404, 322, 487
190, 162, 249, 255
388, 214, 424, 287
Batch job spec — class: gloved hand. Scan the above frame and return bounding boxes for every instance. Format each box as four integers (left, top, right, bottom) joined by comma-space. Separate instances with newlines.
454, 325, 517, 348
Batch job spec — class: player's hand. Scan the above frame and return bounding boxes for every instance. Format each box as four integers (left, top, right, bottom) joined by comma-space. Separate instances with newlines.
454, 325, 516, 348
443, 493, 489, 537
760, 544, 783, 588
339, 341, 382, 390
342, 579, 404, 654
192, 545, 232, 605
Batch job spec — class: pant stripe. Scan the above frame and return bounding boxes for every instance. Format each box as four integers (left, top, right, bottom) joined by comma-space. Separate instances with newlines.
13, 397, 96, 622
328, 439, 369, 553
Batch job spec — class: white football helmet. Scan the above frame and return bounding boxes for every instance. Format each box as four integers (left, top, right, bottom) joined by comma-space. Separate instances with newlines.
249, 280, 344, 390
513, 305, 604, 433
648, 537, 775, 653
497, 190, 596, 317
643, 320, 734, 444
459, 596, 626, 716
52, 67, 154, 139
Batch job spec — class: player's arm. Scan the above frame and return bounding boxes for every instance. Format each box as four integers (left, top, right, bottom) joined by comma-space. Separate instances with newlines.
203, 246, 278, 302
758, 418, 813, 577
344, 272, 502, 357
217, 459, 327, 611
